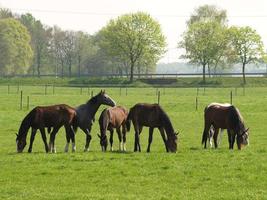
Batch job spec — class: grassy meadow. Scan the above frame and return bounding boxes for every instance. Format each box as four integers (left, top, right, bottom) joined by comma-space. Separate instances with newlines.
0, 84, 266, 199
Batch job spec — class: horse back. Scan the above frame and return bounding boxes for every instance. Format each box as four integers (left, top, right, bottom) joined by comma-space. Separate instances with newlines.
32, 104, 76, 128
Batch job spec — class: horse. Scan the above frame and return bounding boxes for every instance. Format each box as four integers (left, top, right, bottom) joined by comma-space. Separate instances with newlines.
127, 103, 178, 153
16, 104, 77, 153
71, 90, 116, 152
201, 103, 249, 150
208, 125, 224, 148
97, 106, 130, 152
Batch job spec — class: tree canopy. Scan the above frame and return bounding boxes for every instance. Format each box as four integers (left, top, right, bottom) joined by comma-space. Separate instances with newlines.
0, 18, 33, 75
98, 12, 166, 82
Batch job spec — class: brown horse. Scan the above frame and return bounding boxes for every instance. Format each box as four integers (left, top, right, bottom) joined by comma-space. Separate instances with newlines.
73, 90, 116, 152
127, 103, 178, 153
97, 106, 130, 152
202, 103, 249, 150
16, 104, 77, 153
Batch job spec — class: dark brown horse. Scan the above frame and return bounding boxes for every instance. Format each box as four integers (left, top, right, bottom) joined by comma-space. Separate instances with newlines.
72, 90, 116, 152
127, 103, 178, 153
97, 106, 130, 152
16, 104, 77, 153
202, 103, 249, 150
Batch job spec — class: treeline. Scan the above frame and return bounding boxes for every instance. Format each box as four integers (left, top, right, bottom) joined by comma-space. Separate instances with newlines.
0, 5, 266, 84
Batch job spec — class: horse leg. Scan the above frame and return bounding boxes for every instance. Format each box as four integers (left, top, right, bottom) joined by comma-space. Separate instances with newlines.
202, 122, 211, 149
109, 129, 114, 151
159, 127, 168, 152
133, 123, 139, 152
49, 127, 60, 153
40, 128, 49, 153
146, 127, 154, 153
28, 128, 37, 153
213, 128, 219, 149
69, 126, 76, 152
122, 125, 127, 151
116, 127, 122, 151
64, 127, 71, 152
83, 127, 92, 152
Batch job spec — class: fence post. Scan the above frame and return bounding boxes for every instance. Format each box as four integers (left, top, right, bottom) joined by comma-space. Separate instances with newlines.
230, 91, 233, 105
157, 91, 160, 104
196, 97, 198, 111
20, 90, 23, 110
91, 91, 94, 98
27, 96, 29, 110
80, 87, 82, 95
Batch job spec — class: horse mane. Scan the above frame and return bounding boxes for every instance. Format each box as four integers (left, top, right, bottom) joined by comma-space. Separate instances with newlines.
17, 108, 35, 140
229, 105, 245, 132
86, 94, 98, 105
159, 106, 175, 136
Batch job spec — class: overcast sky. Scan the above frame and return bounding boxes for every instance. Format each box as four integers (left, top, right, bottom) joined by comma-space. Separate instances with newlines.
0, 0, 267, 63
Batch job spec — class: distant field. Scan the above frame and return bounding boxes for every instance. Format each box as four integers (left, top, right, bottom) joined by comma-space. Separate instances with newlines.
0, 85, 266, 199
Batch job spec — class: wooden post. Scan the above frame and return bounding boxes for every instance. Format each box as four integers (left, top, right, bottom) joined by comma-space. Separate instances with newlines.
91, 91, 93, 98
157, 91, 160, 104
230, 91, 233, 105
196, 97, 198, 111
20, 90, 23, 110
45, 85, 47, 95
27, 96, 29, 110
80, 87, 82, 95
203, 87, 206, 95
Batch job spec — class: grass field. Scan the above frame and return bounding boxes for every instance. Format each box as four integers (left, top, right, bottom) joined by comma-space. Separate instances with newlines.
0, 84, 266, 199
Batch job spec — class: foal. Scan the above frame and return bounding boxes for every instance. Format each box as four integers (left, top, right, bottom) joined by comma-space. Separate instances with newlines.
16, 104, 77, 153
98, 106, 130, 151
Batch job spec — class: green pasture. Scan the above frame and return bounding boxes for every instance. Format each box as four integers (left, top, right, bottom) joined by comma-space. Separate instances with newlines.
0, 85, 266, 199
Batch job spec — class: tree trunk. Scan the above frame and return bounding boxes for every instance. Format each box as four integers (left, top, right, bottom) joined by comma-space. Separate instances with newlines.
208, 63, 211, 78
68, 59, 72, 77
202, 63, 206, 83
37, 52, 41, 77
242, 63, 246, 84
130, 62, 134, 82
78, 55, 81, 77
61, 59, 64, 78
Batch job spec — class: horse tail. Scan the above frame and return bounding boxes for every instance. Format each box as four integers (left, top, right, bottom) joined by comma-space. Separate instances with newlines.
47, 127, 52, 134
72, 114, 79, 133
201, 107, 209, 146
126, 108, 133, 132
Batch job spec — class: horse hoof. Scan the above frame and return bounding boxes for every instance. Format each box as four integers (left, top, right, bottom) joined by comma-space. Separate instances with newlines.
84, 148, 89, 152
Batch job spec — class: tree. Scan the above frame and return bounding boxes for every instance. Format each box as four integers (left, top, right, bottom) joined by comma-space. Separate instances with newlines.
0, 18, 33, 75
230, 26, 264, 84
20, 13, 51, 76
98, 12, 166, 82
187, 4, 227, 26
0, 8, 13, 19
179, 21, 228, 83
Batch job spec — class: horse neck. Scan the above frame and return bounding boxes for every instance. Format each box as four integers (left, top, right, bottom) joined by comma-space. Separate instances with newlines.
161, 113, 175, 139
18, 114, 32, 140
86, 101, 101, 117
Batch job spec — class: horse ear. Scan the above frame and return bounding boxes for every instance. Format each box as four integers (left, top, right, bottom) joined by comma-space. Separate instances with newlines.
15, 133, 18, 136
175, 131, 179, 136
97, 134, 101, 138
245, 128, 249, 134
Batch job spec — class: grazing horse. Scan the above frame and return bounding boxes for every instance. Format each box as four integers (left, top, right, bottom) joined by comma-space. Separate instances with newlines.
72, 90, 116, 152
16, 104, 77, 153
202, 103, 249, 150
208, 125, 224, 148
127, 103, 178, 153
97, 106, 130, 152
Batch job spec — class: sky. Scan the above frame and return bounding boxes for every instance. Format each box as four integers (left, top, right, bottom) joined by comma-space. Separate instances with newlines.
0, 0, 267, 63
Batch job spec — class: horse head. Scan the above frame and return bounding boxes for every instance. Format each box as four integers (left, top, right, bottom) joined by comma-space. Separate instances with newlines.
15, 133, 26, 153
237, 128, 249, 149
98, 134, 108, 152
97, 90, 116, 107
166, 131, 178, 153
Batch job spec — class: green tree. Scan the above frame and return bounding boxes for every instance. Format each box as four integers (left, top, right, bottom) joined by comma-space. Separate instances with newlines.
20, 13, 51, 76
98, 12, 166, 82
0, 18, 33, 75
0, 8, 13, 19
187, 4, 227, 26
179, 21, 227, 83
229, 26, 264, 84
